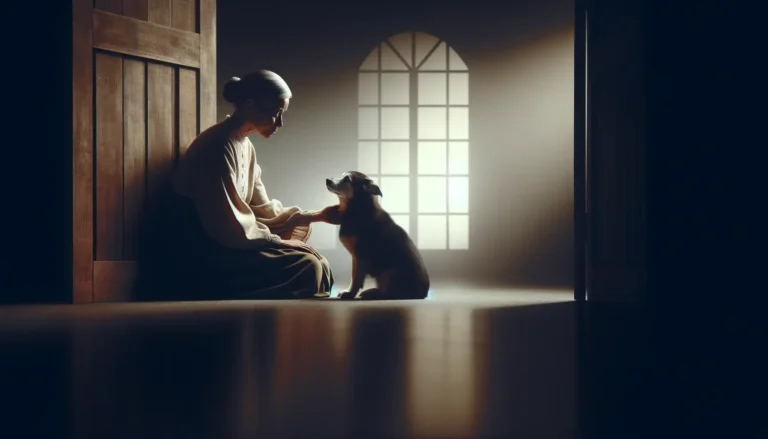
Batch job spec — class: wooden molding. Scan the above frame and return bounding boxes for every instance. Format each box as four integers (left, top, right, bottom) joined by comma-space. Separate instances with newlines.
92, 9, 201, 68
199, 0, 217, 130
93, 261, 138, 302
73, 0, 94, 303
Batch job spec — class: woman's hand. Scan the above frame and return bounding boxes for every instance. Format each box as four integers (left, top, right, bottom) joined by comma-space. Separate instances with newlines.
280, 239, 323, 260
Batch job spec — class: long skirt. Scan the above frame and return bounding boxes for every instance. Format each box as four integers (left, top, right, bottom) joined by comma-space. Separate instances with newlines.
137, 194, 334, 301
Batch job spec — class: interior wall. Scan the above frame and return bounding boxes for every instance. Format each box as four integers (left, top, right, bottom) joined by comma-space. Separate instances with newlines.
1, 2, 73, 304
0, 0, 576, 303
586, 0, 647, 301
217, 0, 575, 287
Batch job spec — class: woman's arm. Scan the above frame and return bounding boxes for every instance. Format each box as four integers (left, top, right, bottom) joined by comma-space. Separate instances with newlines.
191, 146, 282, 249
248, 171, 285, 219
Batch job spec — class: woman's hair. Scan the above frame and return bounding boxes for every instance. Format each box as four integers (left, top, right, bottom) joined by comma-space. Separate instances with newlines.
222, 70, 292, 108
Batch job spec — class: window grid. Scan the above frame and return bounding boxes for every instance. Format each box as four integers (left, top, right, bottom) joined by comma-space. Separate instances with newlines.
413, 41, 469, 250
359, 104, 469, 108
359, 32, 469, 250
361, 69, 467, 73
409, 33, 419, 236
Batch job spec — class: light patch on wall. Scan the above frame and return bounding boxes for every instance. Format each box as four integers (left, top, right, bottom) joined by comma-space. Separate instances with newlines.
469, 24, 575, 283
358, 32, 472, 252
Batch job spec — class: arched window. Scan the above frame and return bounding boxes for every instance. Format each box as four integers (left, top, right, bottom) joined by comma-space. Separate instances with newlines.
358, 32, 470, 250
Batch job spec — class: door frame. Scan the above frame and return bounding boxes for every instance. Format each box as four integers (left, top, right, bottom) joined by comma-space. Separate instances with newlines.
574, 0, 589, 302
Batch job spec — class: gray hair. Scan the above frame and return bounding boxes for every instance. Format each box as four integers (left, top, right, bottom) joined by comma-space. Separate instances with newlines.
222, 70, 292, 107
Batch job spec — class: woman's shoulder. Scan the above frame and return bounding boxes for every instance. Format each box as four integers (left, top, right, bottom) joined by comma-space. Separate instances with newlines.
188, 122, 241, 157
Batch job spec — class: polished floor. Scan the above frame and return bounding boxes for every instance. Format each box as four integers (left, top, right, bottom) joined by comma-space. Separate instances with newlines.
0, 284, 652, 439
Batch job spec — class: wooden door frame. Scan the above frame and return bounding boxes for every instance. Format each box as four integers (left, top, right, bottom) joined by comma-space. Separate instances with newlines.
574, 0, 588, 302
574, 0, 647, 302
71, 0, 216, 303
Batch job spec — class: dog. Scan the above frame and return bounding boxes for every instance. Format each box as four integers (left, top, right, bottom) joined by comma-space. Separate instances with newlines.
325, 171, 430, 300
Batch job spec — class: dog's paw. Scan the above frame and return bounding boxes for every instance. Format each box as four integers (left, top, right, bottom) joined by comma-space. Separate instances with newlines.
357, 288, 388, 300
337, 290, 358, 300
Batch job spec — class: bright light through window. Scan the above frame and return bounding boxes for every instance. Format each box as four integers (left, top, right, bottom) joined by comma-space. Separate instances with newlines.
358, 32, 470, 250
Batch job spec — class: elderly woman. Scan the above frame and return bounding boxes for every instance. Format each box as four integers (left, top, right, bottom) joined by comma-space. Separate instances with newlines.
168, 70, 338, 300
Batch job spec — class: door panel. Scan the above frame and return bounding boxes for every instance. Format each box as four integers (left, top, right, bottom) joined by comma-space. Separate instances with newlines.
72, 0, 216, 302
95, 52, 124, 262
123, 58, 147, 261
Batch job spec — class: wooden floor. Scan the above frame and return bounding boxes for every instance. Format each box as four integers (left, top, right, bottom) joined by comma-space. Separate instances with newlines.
0, 284, 652, 439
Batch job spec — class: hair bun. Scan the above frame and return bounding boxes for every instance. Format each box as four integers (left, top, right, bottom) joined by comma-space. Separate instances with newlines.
222, 76, 243, 104
221, 71, 292, 107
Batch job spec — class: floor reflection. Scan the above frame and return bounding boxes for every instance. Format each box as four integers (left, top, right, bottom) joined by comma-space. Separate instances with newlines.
1, 295, 576, 439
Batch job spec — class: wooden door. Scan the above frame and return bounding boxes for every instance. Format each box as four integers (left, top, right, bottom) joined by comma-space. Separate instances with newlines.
72, 0, 216, 303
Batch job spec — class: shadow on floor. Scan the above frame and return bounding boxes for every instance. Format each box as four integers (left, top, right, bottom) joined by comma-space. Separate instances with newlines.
0, 298, 654, 439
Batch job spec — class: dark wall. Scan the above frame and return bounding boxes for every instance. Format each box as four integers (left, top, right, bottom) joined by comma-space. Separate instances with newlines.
216, 0, 576, 287
1, 3, 73, 304
585, 0, 647, 301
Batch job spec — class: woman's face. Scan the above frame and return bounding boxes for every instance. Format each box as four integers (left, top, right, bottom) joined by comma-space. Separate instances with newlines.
243, 97, 290, 138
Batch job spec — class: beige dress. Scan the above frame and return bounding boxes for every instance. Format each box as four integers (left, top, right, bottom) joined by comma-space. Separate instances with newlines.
168, 118, 333, 299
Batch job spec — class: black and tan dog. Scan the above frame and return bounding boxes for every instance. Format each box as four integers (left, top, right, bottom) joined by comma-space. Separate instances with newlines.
325, 171, 430, 300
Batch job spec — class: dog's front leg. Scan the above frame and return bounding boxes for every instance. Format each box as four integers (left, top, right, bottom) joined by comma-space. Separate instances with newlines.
339, 257, 365, 299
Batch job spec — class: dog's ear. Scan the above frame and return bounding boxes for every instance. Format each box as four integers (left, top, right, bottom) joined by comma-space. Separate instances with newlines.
364, 182, 383, 197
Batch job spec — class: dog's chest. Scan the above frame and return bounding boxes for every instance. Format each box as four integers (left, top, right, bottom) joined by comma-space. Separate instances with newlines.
339, 231, 358, 256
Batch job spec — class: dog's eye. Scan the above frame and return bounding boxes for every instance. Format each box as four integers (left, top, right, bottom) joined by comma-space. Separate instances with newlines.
343, 175, 351, 182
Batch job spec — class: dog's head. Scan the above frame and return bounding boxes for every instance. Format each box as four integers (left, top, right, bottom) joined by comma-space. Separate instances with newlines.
326, 171, 383, 201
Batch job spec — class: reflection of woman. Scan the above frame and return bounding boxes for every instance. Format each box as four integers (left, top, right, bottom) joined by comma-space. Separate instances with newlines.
170, 70, 337, 299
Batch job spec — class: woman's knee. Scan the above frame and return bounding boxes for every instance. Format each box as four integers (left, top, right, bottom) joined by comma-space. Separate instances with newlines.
297, 254, 325, 288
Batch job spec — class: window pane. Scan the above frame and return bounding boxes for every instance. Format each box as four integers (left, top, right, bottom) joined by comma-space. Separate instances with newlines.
381, 42, 408, 70
388, 33, 413, 67
415, 32, 440, 68
448, 107, 468, 140
448, 142, 468, 174
381, 107, 409, 140
418, 215, 447, 249
358, 73, 378, 105
418, 141, 447, 174
418, 107, 446, 140
390, 214, 411, 236
420, 41, 447, 70
418, 73, 446, 105
380, 141, 409, 175
358, 107, 378, 140
448, 73, 468, 105
358, 141, 379, 175
381, 73, 409, 105
448, 215, 469, 249
359, 47, 379, 70
448, 47, 468, 70
448, 177, 469, 213
418, 176, 447, 213
380, 176, 409, 213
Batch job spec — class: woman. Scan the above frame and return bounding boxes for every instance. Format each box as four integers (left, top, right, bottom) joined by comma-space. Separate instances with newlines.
168, 70, 338, 300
